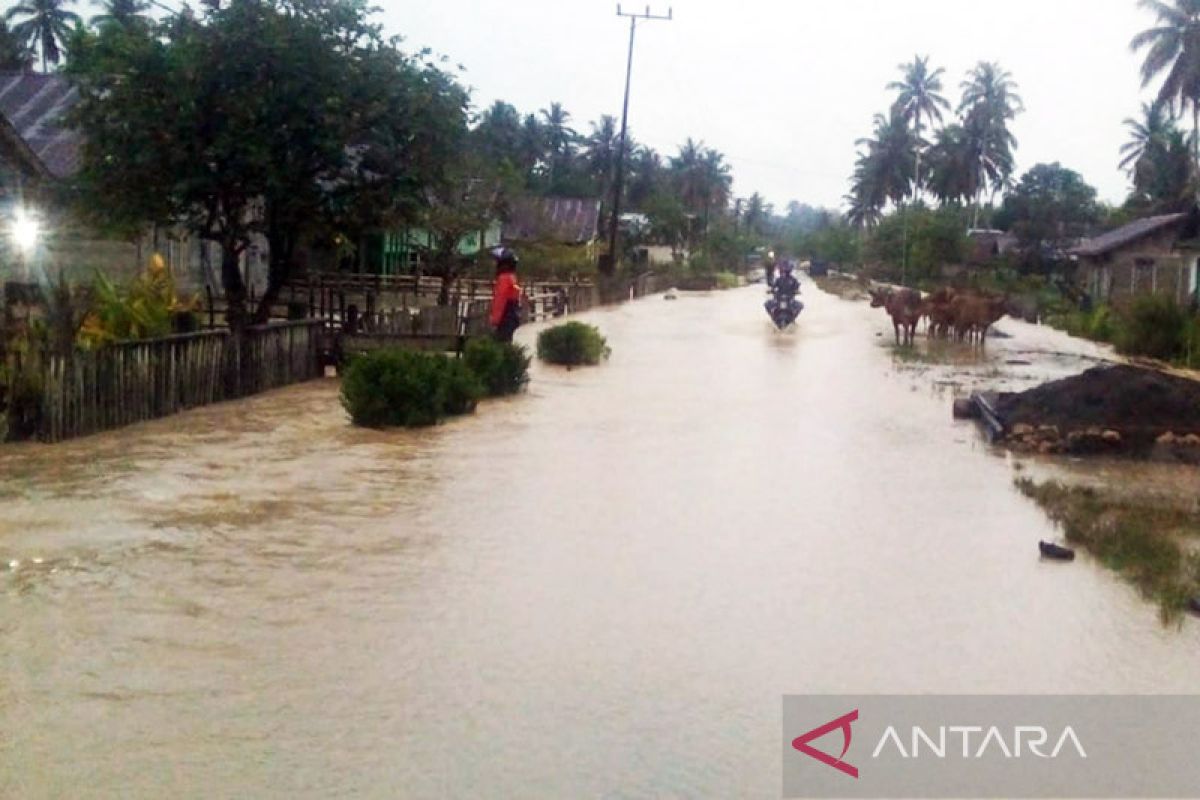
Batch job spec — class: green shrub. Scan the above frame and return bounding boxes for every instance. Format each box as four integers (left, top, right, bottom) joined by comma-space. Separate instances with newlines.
1115, 295, 1190, 360
437, 356, 485, 416
462, 338, 531, 396
340, 349, 482, 428
537, 322, 611, 366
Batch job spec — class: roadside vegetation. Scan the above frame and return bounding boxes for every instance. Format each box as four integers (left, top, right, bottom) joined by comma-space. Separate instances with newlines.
462, 339, 532, 396
341, 342, 530, 428
1016, 478, 1200, 622
1046, 296, 1200, 368
537, 322, 610, 366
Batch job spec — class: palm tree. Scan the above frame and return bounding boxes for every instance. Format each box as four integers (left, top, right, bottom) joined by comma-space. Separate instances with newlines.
924, 124, 979, 206
958, 62, 1023, 225
855, 108, 918, 207
583, 115, 619, 190
671, 138, 704, 209
1119, 101, 1176, 174
959, 61, 1024, 120
1131, 0, 1200, 164
518, 113, 546, 186
744, 192, 767, 235
626, 145, 662, 209
0, 19, 32, 71
888, 55, 950, 199
474, 100, 523, 167
843, 188, 882, 229
699, 148, 732, 233
539, 101, 576, 186
89, 0, 150, 29
5, 0, 80, 72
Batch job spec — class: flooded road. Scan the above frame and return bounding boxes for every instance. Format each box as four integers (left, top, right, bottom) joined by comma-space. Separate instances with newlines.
2, 282, 1199, 798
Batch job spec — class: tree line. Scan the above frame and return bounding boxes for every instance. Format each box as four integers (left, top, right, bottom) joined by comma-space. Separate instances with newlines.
0, 0, 771, 329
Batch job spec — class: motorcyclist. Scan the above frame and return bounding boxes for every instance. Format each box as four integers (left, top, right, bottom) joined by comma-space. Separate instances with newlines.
765, 261, 803, 326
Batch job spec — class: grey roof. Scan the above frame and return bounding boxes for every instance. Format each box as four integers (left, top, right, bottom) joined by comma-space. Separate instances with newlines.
1070, 213, 1187, 258
505, 196, 601, 244
0, 72, 81, 179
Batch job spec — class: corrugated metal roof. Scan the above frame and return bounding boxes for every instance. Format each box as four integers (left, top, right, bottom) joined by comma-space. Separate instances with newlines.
1070, 213, 1187, 258
0, 72, 81, 179
505, 196, 601, 245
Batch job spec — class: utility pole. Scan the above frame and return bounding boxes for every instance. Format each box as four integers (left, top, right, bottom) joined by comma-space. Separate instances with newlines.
603, 4, 672, 275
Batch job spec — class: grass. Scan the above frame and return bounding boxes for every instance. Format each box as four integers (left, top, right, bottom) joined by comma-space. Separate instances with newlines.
1016, 477, 1200, 622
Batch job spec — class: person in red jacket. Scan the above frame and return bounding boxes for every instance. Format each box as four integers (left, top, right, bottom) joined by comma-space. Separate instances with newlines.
489, 247, 522, 342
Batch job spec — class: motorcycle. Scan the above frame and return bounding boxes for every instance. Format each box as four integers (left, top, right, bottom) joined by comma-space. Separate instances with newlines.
765, 285, 804, 330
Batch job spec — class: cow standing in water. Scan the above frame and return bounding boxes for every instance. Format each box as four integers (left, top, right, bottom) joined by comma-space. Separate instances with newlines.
869, 287, 923, 346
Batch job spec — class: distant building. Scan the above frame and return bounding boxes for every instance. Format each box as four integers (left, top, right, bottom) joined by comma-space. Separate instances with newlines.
1069, 210, 1200, 307
965, 228, 1019, 264
504, 196, 601, 251
0, 72, 265, 293
356, 222, 503, 276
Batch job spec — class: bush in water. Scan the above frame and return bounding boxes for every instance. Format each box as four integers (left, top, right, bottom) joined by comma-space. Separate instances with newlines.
341, 349, 483, 428
536, 322, 611, 366
462, 338, 531, 397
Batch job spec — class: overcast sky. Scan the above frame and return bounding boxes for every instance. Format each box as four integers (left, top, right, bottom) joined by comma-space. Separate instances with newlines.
385, 0, 1154, 212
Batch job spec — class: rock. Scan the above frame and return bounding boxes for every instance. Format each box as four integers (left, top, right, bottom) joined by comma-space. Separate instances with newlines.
1183, 434, 1200, 447
1102, 430, 1122, 443
1037, 425, 1060, 437
1158, 432, 1177, 445
1038, 440, 1059, 455
1012, 423, 1035, 436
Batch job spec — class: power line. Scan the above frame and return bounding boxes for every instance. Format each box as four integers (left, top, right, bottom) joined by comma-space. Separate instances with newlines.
604, 3, 672, 275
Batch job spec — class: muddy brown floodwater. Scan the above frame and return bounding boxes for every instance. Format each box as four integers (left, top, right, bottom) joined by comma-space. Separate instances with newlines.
2, 281, 1199, 798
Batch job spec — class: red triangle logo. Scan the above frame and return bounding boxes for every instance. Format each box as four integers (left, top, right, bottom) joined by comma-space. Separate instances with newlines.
791, 709, 859, 779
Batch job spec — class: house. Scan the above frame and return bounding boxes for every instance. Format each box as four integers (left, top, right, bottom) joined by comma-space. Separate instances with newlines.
0, 72, 266, 293
965, 228, 1019, 264
356, 222, 503, 276
1069, 210, 1200, 307
504, 196, 602, 252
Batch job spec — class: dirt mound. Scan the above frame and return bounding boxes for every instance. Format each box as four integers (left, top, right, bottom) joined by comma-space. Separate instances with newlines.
995, 365, 1200, 455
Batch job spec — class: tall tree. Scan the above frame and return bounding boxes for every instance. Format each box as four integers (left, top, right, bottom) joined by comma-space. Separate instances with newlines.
68, 0, 467, 328
958, 61, 1023, 223
539, 101, 575, 191
89, 0, 150, 29
888, 55, 950, 199
1120, 104, 1193, 211
699, 148, 732, 232
1131, 0, 1200, 164
853, 108, 918, 209
517, 112, 546, 187
626, 144, 662, 209
473, 100, 522, 167
0, 19, 32, 70
1120, 101, 1176, 173
996, 162, 1099, 251
924, 124, 979, 206
583, 114, 619, 199
5, 0, 80, 71
419, 148, 513, 305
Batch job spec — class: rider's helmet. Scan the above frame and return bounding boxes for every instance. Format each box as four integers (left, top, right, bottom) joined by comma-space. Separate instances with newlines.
779, 260, 794, 275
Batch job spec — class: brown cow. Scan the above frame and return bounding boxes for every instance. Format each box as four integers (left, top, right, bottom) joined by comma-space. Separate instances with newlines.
869, 287, 923, 346
949, 292, 1008, 344
920, 288, 958, 339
